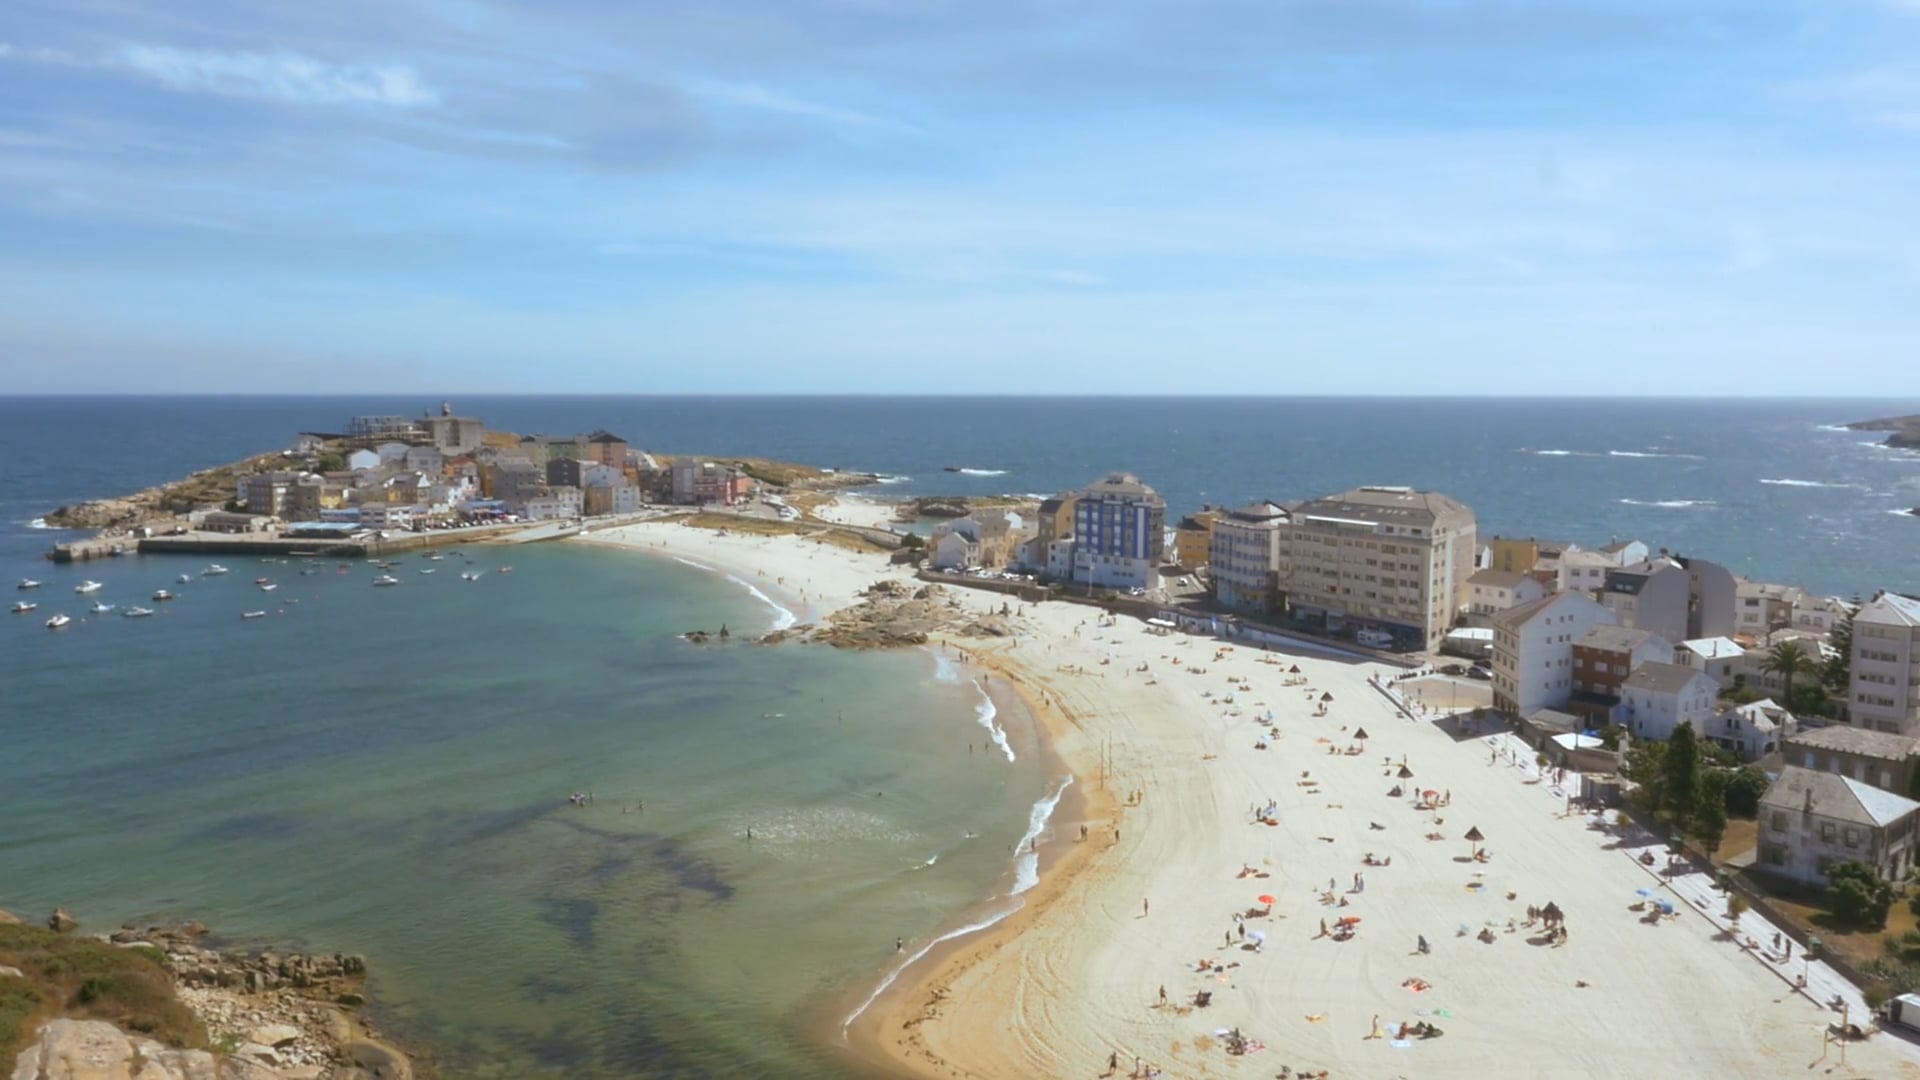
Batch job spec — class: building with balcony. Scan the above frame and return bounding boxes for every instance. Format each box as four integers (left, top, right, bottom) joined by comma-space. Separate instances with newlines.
1850, 593, 1920, 736
1209, 501, 1291, 615
1069, 472, 1166, 590
1284, 486, 1477, 652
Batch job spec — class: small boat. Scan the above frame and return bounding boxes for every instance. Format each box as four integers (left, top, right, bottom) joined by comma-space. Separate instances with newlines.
177, 574, 192, 584
460, 571, 481, 582
90, 601, 115, 614
46, 613, 71, 629
425, 553, 445, 561
258, 583, 279, 592
373, 575, 400, 587
203, 564, 230, 576
242, 610, 267, 620
17, 578, 41, 590
498, 566, 514, 574
282, 598, 299, 605
418, 568, 436, 575
255, 577, 270, 585
12, 600, 36, 613
152, 589, 175, 601
123, 606, 155, 618
75, 580, 103, 594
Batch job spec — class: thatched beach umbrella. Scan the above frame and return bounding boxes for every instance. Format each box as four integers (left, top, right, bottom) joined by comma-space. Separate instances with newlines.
1290, 665, 1301, 673
1352, 727, 1370, 742
1465, 825, 1485, 857
1397, 763, 1414, 779
1321, 692, 1335, 703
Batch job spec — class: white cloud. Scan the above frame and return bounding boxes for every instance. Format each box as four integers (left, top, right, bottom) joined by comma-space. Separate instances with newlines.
113, 45, 437, 108
685, 79, 917, 134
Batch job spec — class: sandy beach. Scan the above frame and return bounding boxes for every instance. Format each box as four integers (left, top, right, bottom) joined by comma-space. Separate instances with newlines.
576, 503, 1915, 1080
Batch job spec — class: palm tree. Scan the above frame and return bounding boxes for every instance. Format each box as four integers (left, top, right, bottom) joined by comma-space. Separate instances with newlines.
1762, 640, 1815, 705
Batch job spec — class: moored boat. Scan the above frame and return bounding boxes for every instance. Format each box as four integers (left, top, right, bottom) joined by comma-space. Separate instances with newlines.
123, 606, 155, 618
75, 580, 103, 594
373, 575, 400, 587
242, 610, 267, 620
177, 573, 192, 584
12, 600, 37, 613
152, 589, 175, 601
45, 613, 70, 629
460, 571, 481, 581
90, 601, 115, 614
259, 582, 279, 592
18, 578, 41, 590
203, 564, 230, 576
418, 568, 436, 575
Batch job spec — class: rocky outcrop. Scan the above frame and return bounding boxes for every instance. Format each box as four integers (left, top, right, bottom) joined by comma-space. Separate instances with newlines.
1846, 414, 1920, 450
48, 907, 77, 932
9, 1019, 287, 1080
799, 581, 1013, 649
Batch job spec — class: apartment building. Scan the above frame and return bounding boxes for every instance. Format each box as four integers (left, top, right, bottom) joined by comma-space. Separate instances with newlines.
1069, 472, 1166, 589
1851, 593, 1920, 736
1599, 555, 1736, 645
1209, 501, 1290, 615
1285, 486, 1477, 651
1489, 591, 1618, 718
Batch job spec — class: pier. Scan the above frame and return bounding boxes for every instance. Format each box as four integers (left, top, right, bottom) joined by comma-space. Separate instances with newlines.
48, 520, 550, 563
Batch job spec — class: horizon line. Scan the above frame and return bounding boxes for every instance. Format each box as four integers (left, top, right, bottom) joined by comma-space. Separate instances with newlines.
1, 392, 1913, 403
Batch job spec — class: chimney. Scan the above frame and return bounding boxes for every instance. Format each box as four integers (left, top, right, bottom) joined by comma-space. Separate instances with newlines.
1803, 787, 1813, 813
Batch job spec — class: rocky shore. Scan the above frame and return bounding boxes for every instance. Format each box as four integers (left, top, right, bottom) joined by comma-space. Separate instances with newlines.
782, 580, 1013, 648
1846, 413, 1920, 450
3, 908, 413, 1080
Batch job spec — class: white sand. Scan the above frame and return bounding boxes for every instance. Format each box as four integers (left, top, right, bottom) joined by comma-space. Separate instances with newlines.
810, 493, 901, 531
577, 502, 1913, 1079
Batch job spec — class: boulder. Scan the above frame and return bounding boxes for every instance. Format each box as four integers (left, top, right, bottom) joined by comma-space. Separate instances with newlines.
249, 1024, 302, 1049
342, 1039, 412, 1080
48, 907, 78, 933
0, 909, 22, 926
8, 1018, 291, 1080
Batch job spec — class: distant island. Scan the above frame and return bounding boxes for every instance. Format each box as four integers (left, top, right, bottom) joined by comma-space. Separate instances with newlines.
1846, 413, 1920, 450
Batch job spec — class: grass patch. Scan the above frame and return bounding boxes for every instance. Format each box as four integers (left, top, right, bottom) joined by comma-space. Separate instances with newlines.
681, 514, 892, 553
0, 924, 206, 1067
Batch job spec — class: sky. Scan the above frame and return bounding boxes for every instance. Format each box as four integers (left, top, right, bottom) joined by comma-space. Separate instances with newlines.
2, 0, 1919, 395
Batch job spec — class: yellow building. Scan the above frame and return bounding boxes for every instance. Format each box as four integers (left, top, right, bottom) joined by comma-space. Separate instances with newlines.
1174, 509, 1223, 568
1035, 493, 1079, 545
1488, 536, 1540, 575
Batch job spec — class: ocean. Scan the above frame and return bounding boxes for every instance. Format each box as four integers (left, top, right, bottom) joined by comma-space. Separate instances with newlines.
1, 395, 1917, 1077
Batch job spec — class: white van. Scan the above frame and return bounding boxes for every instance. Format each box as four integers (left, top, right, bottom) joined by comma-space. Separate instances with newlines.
1356, 629, 1394, 649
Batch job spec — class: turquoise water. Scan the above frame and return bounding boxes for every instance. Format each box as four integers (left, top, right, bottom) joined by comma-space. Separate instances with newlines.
0, 543, 1054, 1077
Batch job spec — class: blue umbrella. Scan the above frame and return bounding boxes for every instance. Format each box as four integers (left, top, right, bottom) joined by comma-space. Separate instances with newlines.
1658, 900, 1675, 914
1635, 887, 1655, 898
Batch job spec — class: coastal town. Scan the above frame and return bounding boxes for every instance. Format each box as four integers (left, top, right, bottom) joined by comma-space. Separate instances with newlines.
14, 405, 1920, 1080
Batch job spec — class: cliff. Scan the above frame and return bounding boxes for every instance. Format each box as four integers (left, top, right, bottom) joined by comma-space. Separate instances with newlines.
1845, 414, 1920, 450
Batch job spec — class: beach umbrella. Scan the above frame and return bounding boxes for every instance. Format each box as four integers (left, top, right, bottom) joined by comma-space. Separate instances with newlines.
1657, 900, 1675, 915
1422, 789, 1439, 802
1352, 727, 1370, 741
1257, 894, 1278, 906
1635, 887, 1655, 899
1337, 916, 1362, 925
1397, 764, 1415, 779
1290, 665, 1301, 673
1321, 692, 1335, 703
1465, 825, 1485, 856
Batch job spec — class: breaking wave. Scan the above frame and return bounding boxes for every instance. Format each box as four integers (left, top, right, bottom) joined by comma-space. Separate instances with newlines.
1759, 478, 1855, 489
1010, 775, 1073, 895
670, 556, 796, 630
957, 468, 1008, 476
1618, 499, 1714, 509
1608, 450, 1706, 460
974, 679, 1015, 761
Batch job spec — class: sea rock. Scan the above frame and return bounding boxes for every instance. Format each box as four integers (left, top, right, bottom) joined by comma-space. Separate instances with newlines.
340, 1039, 412, 1080
49, 907, 78, 932
8, 1018, 288, 1080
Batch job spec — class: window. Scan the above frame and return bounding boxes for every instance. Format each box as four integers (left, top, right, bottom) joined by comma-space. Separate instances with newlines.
1845, 827, 1861, 848
1771, 811, 1788, 832
1822, 822, 1837, 842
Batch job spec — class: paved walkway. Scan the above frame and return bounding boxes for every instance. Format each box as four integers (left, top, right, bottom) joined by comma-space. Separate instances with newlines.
1479, 730, 1917, 1064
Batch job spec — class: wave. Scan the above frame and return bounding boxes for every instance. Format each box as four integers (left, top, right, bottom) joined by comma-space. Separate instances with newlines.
1608, 450, 1705, 460
1890, 509, 1919, 518
1618, 499, 1714, 509
874, 475, 911, 485
931, 653, 962, 684
1529, 449, 1585, 457
957, 468, 1008, 476
27, 518, 49, 529
841, 900, 1023, 1034
974, 679, 1015, 762
669, 556, 797, 631
1817, 424, 1855, 433
1759, 478, 1855, 489
1011, 775, 1073, 896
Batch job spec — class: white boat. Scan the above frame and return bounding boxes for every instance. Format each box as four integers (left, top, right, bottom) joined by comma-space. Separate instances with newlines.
17, 578, 40, 590
418, 568, 436, 575
75, 580, 103, 594
425, 553, 445, 561
242, 610, 267, 620
202, 564, 230, 576
373, 575, 400, 587
498, 566, 514, 574
124, 606, 155, 618
255, 577, 270, 585
258, 582, 279, 592
152, 589, 175, 601
90, 601, 115, 614
12, 600, 37, 613
177, 573, 192, 584
45, 613, 70, 629
460, 571, 481, 582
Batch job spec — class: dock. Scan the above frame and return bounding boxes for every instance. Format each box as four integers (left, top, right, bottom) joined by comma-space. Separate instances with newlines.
48, 521, 550, 563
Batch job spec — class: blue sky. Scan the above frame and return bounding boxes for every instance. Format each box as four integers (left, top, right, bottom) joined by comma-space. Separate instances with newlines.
2, 0, 1919, 394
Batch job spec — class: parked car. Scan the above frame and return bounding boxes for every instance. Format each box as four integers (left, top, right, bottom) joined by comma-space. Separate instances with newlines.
1467, 665, 1492, 681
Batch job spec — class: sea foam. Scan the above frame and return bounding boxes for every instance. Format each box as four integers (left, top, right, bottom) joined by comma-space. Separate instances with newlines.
841, 900, 1023, 1033
1759, 478, 1853, 489
670, 556, 797, 630
975, 678, 1015, 761
957, 468, 1008, 476
1010, 775, 1073, 895
1618, 498, 1714, 509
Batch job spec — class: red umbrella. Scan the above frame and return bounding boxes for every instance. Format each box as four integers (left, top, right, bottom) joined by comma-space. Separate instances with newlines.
1257, 893, 1277, 906
1337, 916, 1362, 925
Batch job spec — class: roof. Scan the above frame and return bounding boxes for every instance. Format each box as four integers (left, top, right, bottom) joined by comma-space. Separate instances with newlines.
1488, 590, 1606, 630
1786, 725, 1920, 762
1225, 500, 1290, 524
1622, 661, 1714, 696
1525, 707, 1582, 732
1291, 486, 1473, 529
1079, 472, 1162, 501
1858, 593, 1920, 628
1760, 765, 1920, 828
1552, 732, 1606, 751
1469, 569, 1528, 589
1681, 637, 1744, 661
1600, 538, 1643, 555
1561, 549, 1617, 569
1738, 580, 1806, 600
586, 430, 628, 444
1446, 627, 1494, 641
1576, 624, 1659, 653
1721, 699, 1791, 733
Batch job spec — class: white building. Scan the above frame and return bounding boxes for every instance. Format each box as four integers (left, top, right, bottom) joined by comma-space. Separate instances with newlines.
1209, 501, 1289, 615
1283, 486, 1478, 652
1794, 595, 1856, 636
1851, 593, 1920, 736
1619, 662, 1720, 743
1758, 766, 1920, 885
1600, 555, 1737, 645
930, 530, 981, 571
375, 441, 412, 464
524, 487, 584, 521
346, 448, 382, 472
1467, 569, 1547, 616
1558, 549, 1615, 596
1045, 539, 1076, 582
1489, 591, 1619, 717
1705, 699, 1796, 762
1736, 580, 1809, 639
1598, 538, 1650, 566
1678, 636, 1745, 684
1069, 473, 1165, 590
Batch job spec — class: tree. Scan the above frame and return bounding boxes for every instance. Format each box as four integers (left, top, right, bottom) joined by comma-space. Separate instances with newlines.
1828, 860, 1895, 928
316, 452, 346, 473
1726, 893, 1750, 927
1787, 682, 1833, 719
1825, 602, 1858, 693
1723, 764, 1771, 817
1691, 785, 1728, 853
1598, 724, 1624, 751
1762, 641, 1816, 706
1659, 726, 1702, 825
1622, 739, 1667, 810
899, 533, 925, 551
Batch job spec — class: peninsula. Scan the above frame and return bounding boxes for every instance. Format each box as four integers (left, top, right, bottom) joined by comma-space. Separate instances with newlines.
1846, 413, 1920, 450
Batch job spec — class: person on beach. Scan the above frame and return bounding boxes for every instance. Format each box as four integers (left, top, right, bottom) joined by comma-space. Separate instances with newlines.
1366, 1014, 1385, 1040
1158, 985, 1167, 1005
1418, 934, 1431, 954
1142, 898, 1150, 916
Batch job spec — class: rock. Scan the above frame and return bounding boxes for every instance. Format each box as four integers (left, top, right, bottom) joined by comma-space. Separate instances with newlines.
342, 1039, 412, 1080
9, 1018, 291, 1080
0, 965, 22, 979
48, 907, 77, 933
341, 955, 367, 976
334, 992, 366, 1007
0, 909, 22, 926
250, 1024, 301, 1048
240, 1041, 280, 1064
